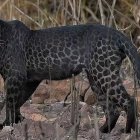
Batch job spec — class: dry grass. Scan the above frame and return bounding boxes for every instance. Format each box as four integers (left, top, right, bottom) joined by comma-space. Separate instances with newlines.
0, 0, 138, 28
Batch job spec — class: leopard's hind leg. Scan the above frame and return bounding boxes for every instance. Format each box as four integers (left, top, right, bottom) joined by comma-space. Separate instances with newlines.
86, 71, 120, 133
103, 75, 136, 133
100, 101, 120, 133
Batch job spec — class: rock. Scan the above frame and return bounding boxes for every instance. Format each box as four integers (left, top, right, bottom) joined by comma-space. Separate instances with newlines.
84, 89, 96, 105
12, 120, 57, 140
75, 80, 90, 97
46, 76, 93, 103
120, 134, 133, 140
63, 78, 97, 105
44, 98, 58, 104
31, 82, 50, 104
29, 113, 47, 121
55, 123, 66, 139
80, 116, 91, 130
133, 4, 140, 24
21, 104, 41, 116
87, 129, 96, 139
47, 80, 70, 101
80, 103, 93, 115
21, 104, 47, 121
51, 102, 64, 112
77, 138, 88, 140
32, 75, 96, 105
80, 104, 94, 130
32, 94, 49, 104
2, 126, 14, 133
136, 97, 140, 113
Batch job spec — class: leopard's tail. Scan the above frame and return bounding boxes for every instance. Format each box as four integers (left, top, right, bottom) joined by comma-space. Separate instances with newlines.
119, 36, 140, 84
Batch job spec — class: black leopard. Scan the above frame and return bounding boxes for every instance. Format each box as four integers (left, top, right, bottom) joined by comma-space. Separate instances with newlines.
0, 19, 140, 133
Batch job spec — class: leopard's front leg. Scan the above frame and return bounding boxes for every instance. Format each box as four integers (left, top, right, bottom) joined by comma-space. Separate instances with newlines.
3, 71, 40, 126
3, 72, 26, 125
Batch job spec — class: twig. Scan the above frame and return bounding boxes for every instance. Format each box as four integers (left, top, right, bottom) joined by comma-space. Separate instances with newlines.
109, 0, 116, 27
9, 0, 14, 20
98, 0, 105, 25
72, 0, 77, 25
25, 1, 60, 27
77, 0, 81, 21
102, 0, 140, 29
114, 8, 140, 28
74, 83, 80, 140
93, 106, 100, 140
71, 74, 75, 124
61, 116, 80, 140
83, 6, 99, 22
130, 32, 139, 138
70, 74, 80, 140
0, 0, 9, 11
68, 0, 77, 25
102, 0, 118, 29
12, 4, 42, 27
63, 7, 81, 24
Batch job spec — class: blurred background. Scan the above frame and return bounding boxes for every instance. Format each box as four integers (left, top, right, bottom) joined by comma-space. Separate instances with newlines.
0, 0, 139, 40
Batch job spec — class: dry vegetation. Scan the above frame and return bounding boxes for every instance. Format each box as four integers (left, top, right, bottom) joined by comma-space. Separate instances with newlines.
0, 0, 139, 30
0, 0, 140, 140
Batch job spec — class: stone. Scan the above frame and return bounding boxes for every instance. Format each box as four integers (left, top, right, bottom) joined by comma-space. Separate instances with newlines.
44, 98, 58, 104
51, 102, 64, 112
84, 89, 96, 105
1, 126, 14, 132
75, 80, 90, 97
29, 113, 47, 121
47, 80, 70, 101
31, 81, 50, 104
63, 78, 96, 104
32, 94, 49, 104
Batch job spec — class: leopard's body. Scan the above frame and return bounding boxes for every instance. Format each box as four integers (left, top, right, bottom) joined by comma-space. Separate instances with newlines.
0, 19, 140, 133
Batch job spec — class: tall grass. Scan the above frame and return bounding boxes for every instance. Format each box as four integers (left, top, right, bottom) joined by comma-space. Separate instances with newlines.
0, 0, 138, 29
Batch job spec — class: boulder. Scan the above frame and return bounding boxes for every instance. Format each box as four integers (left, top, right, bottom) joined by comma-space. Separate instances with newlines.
47, 80, 70, 101
84, 89, 96, 105
31, 81, 50, 104
32, 76, 97, 105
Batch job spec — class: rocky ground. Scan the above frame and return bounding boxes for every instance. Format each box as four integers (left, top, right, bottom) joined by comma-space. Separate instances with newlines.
0, 75, 140, 140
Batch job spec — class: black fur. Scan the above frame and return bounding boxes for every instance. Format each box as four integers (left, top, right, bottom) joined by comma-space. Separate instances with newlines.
0, 19, 139, 133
